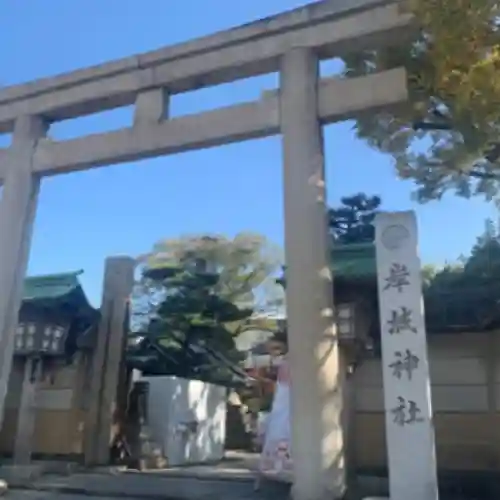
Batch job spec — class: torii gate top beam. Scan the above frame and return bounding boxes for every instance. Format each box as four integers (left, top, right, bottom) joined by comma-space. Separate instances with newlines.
0, 0, 411, 133
0, 0, 414, 179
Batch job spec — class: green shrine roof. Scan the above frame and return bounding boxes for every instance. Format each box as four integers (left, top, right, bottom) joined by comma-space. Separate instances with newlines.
20, 271, 99, 357
22, 270, 97, 321
23, 270, 86, 301
278, 243, 377, 287
330, 242, 376, 279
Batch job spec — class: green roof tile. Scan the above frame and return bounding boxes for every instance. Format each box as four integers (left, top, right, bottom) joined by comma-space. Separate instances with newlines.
330, 243, 376, 279
22, 271, 98, 324
22, 270, 85, 301
278, 243, 377, 288
21, 271, 100, 353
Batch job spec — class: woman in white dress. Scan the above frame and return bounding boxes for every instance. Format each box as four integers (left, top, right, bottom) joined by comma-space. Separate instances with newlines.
257, 342, 293, 485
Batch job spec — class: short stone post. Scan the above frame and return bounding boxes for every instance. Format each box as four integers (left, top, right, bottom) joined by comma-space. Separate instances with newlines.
84, 256, 135, 465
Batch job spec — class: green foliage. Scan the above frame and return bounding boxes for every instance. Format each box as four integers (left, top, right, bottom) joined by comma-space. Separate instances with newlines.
343, 0, 500, 202
140, 233, 282, 309
132, 233, 283, 380
421, 264, 439, 287
425, 218, 500, 330
327, 192, 500, 331
328, 193, 381, 244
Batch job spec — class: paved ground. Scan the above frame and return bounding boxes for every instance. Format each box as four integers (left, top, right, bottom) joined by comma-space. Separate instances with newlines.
3, 452, 494, 500
6, 476, 290, 500
2, 453, 291, 500
7, 493, 132, 500
137, 450, 259, 480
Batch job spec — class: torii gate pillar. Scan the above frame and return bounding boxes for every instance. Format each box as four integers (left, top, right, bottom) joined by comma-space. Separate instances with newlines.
282, 47, 346, 500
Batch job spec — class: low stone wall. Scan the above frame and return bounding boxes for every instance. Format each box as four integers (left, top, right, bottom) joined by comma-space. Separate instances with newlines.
352, 332, 500, 472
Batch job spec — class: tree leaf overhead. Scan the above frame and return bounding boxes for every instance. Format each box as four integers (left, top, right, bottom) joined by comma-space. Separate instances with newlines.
343, 0, 500, 202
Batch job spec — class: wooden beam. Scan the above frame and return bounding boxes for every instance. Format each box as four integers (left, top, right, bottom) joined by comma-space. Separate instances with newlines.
0, 2, 413, 132
32, 68, 407, 176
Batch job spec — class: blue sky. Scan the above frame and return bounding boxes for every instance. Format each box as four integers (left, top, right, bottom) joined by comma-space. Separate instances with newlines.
1, 0, 496, 306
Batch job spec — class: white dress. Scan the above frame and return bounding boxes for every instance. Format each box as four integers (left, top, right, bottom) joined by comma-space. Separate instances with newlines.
258, 358, 293, 483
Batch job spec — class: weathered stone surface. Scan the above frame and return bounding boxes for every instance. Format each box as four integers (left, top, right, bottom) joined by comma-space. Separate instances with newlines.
0, 0, 413, 132
0, 465, 43, 487
27, 68, 407, 177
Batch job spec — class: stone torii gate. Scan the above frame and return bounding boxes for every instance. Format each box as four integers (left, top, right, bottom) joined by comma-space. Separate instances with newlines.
0, 1, 413, 498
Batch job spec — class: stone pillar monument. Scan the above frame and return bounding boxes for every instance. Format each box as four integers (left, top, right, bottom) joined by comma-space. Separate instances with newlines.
374, 211, 439, 500
281, 47, 345, 500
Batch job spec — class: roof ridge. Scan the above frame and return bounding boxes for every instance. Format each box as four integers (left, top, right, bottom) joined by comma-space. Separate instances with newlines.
332, 242, 375, 251
22, 270, 96, 311
24, 269, 84, 283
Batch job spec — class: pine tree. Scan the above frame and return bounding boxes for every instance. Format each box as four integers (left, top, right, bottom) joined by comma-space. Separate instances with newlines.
131, 234, 283, 381
328, 193, 381, 245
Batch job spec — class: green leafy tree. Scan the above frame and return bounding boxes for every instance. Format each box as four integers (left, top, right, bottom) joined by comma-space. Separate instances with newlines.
144, 267, 250, 378
132, 233, 283, 379
328, 193, 381, 244
343, 0, 500, 202
421, 264, 439, 288
425, 218, 500, 330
